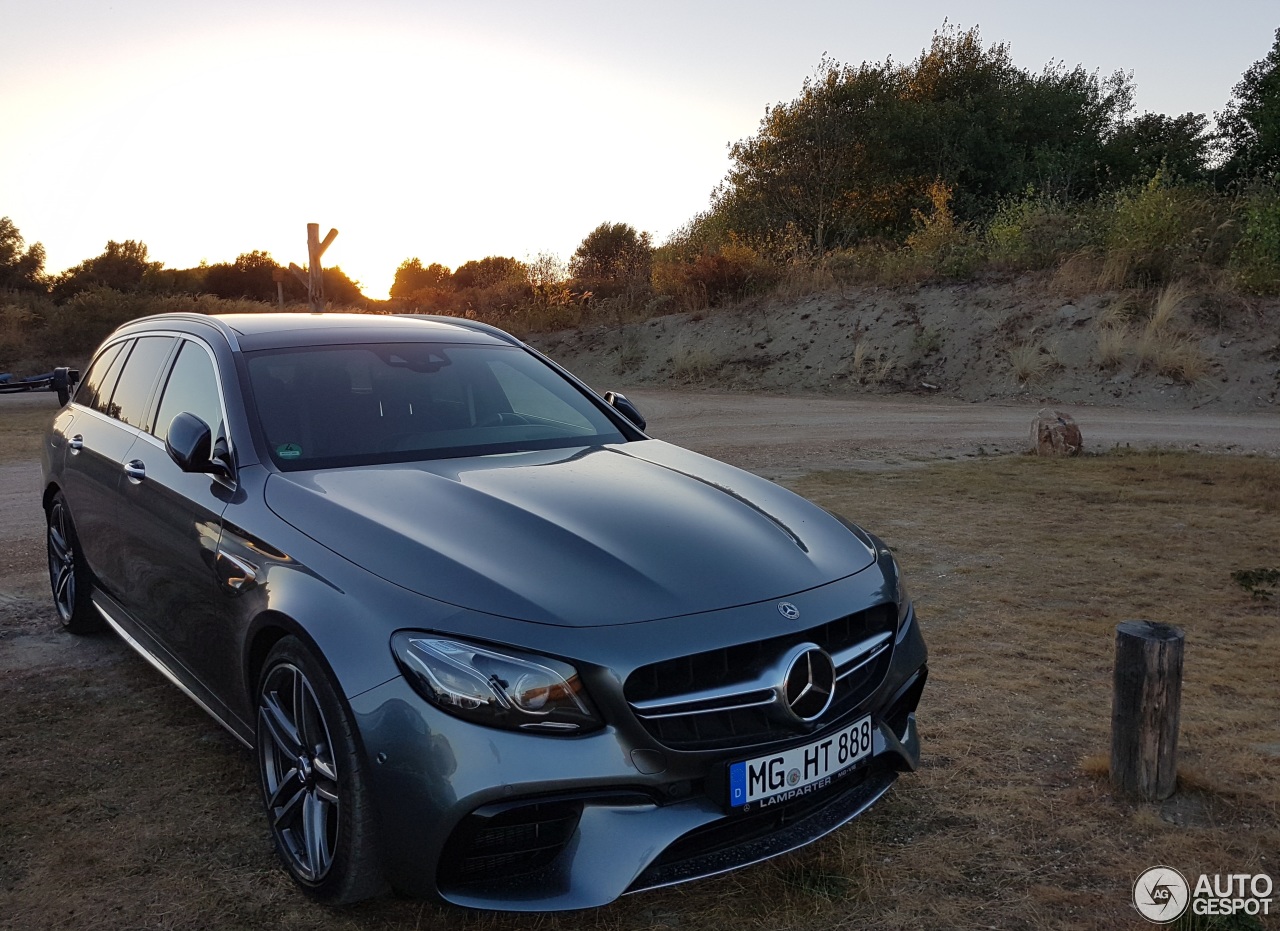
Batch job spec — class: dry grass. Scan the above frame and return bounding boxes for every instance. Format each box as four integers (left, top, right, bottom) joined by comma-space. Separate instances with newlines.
850, 342, 896, 386
1051, 252, 1107, 298
1149, 281, 1194, 332
1134, 330, 1212, 383
3, 451, 1278, 930
670, 344, 718, 382
1096, 324, 1130, 369
1133, 282, 1212, 383
1008, 340, 1058, 383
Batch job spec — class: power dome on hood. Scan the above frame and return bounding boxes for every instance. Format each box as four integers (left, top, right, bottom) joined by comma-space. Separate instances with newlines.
265, 441, 878, 626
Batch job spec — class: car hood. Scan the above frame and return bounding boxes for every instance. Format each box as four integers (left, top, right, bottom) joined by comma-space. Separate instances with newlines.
264, 440, 876, 626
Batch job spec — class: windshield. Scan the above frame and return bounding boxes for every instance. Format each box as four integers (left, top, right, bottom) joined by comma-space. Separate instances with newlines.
246, 342, 627, 469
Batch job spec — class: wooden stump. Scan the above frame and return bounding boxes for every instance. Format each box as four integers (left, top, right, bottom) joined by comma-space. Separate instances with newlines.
1110, 621, 1185, 801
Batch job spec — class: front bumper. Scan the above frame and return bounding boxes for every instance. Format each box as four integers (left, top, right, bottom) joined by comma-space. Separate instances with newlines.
350, 611, 926, 911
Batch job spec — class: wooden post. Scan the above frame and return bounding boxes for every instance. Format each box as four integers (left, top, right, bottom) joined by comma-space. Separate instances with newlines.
287, 223, 340, 314
1110, 621, 1185, 800
271, 268, 286, 308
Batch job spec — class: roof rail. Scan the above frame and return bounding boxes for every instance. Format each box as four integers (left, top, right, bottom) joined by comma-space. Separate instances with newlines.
394, 314, 522, 346
118, 312, 241, 349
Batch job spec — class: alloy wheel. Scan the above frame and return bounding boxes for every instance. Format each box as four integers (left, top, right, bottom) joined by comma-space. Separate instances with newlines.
258, 662, 341, 883
47, 499, 77, 622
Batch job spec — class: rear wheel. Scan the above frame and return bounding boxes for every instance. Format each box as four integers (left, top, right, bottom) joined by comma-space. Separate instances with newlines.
256, 636, 386, 904
46, 492, 101, 634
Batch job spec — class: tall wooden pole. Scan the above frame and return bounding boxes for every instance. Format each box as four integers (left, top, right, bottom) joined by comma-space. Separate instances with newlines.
289, 223, 338, 314
306, 223, 324, 313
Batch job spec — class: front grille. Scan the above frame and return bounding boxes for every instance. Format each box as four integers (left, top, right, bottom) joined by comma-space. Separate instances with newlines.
439, 800, 581, 887
624, 604, 897, 751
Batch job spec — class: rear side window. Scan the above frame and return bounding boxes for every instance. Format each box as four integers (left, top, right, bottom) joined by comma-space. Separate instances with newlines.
105, 336, 176, 428
152, 340, 224, 443
74, 341, 127, 411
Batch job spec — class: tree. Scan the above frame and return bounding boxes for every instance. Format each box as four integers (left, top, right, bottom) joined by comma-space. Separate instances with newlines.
52, 239, 157, 300
321, 267, 366, 305
390, 258, 451, 299
714, 24, 1136, 247
452, 256, 527, 290
0, 217, 47, 292
1217, 26, 1280, 183
569, 222, 652, 295
1102, 112, 1210, 186
204, 250, 285, 301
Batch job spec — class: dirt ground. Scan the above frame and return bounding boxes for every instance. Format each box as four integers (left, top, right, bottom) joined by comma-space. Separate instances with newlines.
2, 386, 1279, 930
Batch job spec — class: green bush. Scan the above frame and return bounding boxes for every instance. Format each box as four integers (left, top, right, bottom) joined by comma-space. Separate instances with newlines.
1230, 188, 1280, 293
986, 195, 1102, 269
1102, 175, 1236, 286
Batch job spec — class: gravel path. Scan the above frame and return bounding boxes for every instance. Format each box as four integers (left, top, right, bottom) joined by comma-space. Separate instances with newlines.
626, 389, 1280, 479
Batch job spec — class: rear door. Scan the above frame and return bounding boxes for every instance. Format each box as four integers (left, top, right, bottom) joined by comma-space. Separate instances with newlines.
58, 335, 177, 598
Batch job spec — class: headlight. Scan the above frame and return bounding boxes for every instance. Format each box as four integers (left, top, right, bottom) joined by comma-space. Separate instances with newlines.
893, 557, 913, 636
869, 533, 912, 637
391, 633, 601, 734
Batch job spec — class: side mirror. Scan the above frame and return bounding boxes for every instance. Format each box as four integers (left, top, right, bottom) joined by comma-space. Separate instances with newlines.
603, 391, 646, 432
166, 412, 233, 479
52, 367, 80, 406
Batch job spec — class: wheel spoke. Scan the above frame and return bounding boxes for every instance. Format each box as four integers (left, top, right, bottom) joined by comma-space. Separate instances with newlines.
312, 754, 337, 783
259, 693, 303, 759
293, 669, 314, 752
53, 564, 72, 605
271, 782, 307, 829
303, 791, 333, 877
48, 524, 69, 562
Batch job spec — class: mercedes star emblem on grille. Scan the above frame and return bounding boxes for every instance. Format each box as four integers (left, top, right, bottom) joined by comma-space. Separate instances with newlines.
777, 601, 800, 620
781, 645, 837, 722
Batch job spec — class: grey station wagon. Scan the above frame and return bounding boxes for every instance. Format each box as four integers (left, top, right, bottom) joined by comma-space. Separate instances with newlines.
42, 312, 927, 909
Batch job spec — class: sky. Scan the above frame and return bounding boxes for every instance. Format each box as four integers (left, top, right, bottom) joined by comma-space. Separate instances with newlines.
1, 1, 1276, 299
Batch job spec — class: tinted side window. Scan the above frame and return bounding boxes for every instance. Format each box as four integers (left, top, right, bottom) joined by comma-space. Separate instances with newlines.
152, 340, 224, 442
74, 341, 126, 411
105, 336, 176, 427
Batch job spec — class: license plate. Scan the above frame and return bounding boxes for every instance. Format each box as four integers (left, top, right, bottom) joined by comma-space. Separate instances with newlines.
727, 714, 873, 809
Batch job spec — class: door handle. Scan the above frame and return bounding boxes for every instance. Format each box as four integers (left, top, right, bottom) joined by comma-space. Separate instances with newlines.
69, 434, 83, 452
123, 460, 146, 482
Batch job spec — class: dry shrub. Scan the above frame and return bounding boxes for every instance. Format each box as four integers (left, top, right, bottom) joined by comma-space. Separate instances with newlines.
653, 240, 776, 311
616, 330, 644, 370
775, 261, 836, 301
1008, 340, 1057, 383
1134, 329, 1211, 382
1050, 251, 1106, 297
1131, 280, 1211, 383
849, 342, 895, 385
670, 344, 717, 381
0, 303, 38, 368
1148, 280, 1194, 332
904, 180, 982, 278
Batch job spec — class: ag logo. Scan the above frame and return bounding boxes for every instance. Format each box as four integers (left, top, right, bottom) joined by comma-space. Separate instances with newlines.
1133, 866, 1189, 923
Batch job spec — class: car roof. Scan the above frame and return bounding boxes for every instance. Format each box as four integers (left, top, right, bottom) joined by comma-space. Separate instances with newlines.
115, 312, 517, 352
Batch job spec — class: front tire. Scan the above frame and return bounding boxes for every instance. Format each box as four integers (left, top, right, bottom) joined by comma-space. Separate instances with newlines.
256, 636, 386, 904
46, 492, 102, 634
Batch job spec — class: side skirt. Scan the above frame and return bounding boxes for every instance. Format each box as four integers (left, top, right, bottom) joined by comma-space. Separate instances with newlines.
92, 590, 254, 748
